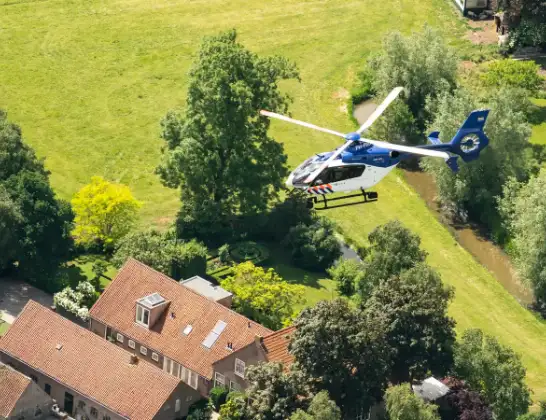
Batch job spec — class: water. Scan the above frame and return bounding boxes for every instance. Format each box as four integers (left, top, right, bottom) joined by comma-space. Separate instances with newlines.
353, 101, 534, 305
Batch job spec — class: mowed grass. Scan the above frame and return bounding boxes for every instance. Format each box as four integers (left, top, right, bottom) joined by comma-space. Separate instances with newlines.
4, 0, 546, 401
531, 98, 546, 144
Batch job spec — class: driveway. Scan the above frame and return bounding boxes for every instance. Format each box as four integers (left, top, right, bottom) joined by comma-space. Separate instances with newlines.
0, 278, 53, 324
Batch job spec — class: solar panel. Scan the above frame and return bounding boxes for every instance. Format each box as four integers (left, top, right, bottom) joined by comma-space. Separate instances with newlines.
202, 331, 219, 349
213, 320, 227, 335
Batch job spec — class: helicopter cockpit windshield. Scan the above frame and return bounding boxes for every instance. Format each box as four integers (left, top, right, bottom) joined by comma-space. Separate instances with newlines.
292, 153, 333, 185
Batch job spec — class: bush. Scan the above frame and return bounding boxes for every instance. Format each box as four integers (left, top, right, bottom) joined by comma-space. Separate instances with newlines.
327, 258, 365, 297
188, 399, 212, 420
53, 281, 99, 322
229, 241, 269, 265
509, 20, 546, 49
283, 217, 342, 271
481, 60, 544, 92
218, 244, 231, 264
210, 386, 229, 411
264, 191, 314, 241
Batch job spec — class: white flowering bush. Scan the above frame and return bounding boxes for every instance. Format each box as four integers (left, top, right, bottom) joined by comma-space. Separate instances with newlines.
53, 281, 97, 321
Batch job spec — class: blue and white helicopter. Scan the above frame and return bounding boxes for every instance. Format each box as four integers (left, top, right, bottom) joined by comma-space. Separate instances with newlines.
261, 87, 490, 209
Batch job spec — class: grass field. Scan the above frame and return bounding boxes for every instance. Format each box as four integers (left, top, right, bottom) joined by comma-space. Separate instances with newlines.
531, 98, 546, 144
3, 0, 546, 402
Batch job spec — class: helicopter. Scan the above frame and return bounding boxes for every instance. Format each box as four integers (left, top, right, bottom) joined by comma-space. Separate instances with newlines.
260, 87, 490, 209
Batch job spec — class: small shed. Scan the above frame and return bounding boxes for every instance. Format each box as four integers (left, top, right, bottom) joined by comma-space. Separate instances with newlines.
412, 376, 451, 403
452, 0, 488, 15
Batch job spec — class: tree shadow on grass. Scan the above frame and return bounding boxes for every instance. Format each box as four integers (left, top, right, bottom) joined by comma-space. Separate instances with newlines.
529, 101, 546, 126
59, 264, 88, 289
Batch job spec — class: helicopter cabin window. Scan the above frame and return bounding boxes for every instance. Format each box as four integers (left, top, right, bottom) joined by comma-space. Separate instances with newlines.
315, 165, 365, 184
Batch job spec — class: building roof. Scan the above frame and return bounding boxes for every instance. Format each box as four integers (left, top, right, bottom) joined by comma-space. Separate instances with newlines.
262, 326, 295, 367
180, 276, 232, 302
0, 301, 180, 420
0, 363, 32, 418
412, 377, 451, 402
90, 259, 272, 379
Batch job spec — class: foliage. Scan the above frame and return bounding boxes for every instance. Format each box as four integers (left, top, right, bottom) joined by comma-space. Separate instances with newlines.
290, 299, 391, 414
368, 100, 420, 145
290, 391, 341, 420
283, 216, 341, 271
365, 264, 455, 383
517, 402, 546, 420
422, 87, 532, 233
221, 262, 304, 329
187, 399, 213, 420
0, 185, 22, 272
210, 386, 229, 411
453, 329, 531, 420
71, 176, 141, 250
53, 281, 99, 321
245, 362, 305, 420
219, 393, 246, 420
219, 244, 231, 264
112, 230, 207, 279
90, 259, 109, 290
509, 20, 546, 49
156, 29, 299, 242
443, 380, 493, 420
357, 220, 427, 301
481, 60, 543, 93
264, 190, 314, 241
385, 384, 440, 420
369, 25, 457, 130
229, 241, 270, 265
327, 258, 365, 297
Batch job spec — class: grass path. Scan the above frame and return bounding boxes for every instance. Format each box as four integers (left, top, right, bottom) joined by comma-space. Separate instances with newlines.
3, 0, 546, 401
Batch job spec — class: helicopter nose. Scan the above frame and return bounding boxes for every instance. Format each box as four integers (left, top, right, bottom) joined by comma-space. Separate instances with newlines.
286, 172, 295, 187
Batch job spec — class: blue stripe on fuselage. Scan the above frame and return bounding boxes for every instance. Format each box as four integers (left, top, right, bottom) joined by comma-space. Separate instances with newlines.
341, 145, 401, 168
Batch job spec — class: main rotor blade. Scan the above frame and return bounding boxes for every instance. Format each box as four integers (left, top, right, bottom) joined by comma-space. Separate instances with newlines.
303, 141, 353, 184
260, 110, 346, 139
362, 138, 450, 159
357, 86, 405, 134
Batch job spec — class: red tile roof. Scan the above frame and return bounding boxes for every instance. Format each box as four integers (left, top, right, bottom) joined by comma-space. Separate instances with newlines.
0, 363, 32, 418
262, 326, 295, 367
0, 301, 180, 420
89, 259, 272, 379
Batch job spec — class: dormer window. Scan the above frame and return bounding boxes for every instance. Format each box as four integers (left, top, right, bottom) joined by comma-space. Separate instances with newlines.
136, 305, 150, 327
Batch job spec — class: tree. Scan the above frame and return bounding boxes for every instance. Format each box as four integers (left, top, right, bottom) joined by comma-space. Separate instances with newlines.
0, 185, 22, 273
453, 329, 531, 420
218, 392, 246, 420
290, 299, 391, 414
518, 402, 546, 420
385, 384, 440, 420
327, 258, 365, 297
365, 264, 455, 383
112, 230, 207, 279
53, 281, 99, 322
357, 220, 426, 301
220, 262, 304, 329
442, 379, 493, 420
369, 26, 457, 130
245, 362, 305, 420
290, 391, 341, 420
498, 169, 546, 305
283, 217, 341, 271
71, 176, 141, 250
156, 30, 299, 242
422, 87, 532, 233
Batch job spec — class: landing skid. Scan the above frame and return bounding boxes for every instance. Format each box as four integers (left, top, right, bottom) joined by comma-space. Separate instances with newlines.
308, 189, 378, 210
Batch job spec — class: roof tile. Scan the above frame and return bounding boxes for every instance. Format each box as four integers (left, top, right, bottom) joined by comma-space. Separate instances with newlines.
262, 326, 295, 367
0, 363, 31, 418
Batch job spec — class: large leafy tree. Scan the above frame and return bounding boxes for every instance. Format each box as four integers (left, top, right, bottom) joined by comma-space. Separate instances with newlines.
157, 30, 298, 241
0, 185, 22, 272
289, 299, 391, 414
498, 169, 546, 305
245, 362, 305, 420
112, 230, 207, 279
442, 379, 493, 420
385, 384, 440, 420
71, 176, 141, 250
290, 391, 341, 420
453, 329, 531, 420
365, 264, 455, 383
220, 262, 304, 329
357, 220, 427, 301
518, 402, 546, 420
327, 258, 365, 297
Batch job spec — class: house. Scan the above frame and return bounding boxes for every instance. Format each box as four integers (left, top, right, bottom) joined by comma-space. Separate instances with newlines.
89, 259, 294, 396
0, 362, 53, 420
0, 301, 193, 420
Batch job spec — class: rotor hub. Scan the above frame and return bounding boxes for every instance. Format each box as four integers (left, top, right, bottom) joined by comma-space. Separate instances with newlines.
345, 132, 361, 142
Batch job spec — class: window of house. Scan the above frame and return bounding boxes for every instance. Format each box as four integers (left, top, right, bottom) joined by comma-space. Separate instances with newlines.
186, 396, 193, 402
140, 346, 147, 356
30, 374, 38, 383
90, 407, 98, 418
234, 358, 245, 378
175, 399, 181, 413
45, 384, 51, 395
136, 305, 150, 327
116, 333, 124, 343
164, 357, 172, 373
78, 401, 86, 409
230, 381, 240, 392
214, 372, 226, 388
128, 340, 135, 349
189, 371, 198, 389
152, 352, 159, 362
103, 416, 111, 420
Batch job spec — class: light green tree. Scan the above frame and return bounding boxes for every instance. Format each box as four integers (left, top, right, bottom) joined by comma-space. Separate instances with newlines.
385, 384, 440, 420
290, 391, 341, 420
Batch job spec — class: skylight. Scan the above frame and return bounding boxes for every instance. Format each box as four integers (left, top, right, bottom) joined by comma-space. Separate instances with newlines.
183, 325, 193, 336
137, 292, 166, 309
202, 320, 227, 349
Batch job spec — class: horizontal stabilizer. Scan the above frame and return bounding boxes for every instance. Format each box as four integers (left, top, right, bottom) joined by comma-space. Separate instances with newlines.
427, 131, 442, 145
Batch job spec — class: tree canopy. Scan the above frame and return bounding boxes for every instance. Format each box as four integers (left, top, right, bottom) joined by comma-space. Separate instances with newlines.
453, 329, 531, 420
220, 262, 304, 329
385, 384, 440, 420
365, 264, 455, 383
327, 258, 365, 297
71, 176, 141, 249
112, 230, 207, 279
156, 29, 299, 242
289, 299, 391, 414
290, 391, 341, 420
443, 379, 493, 420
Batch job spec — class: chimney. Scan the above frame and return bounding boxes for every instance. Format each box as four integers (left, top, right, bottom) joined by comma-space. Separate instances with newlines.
254, 335, 263, 346
129, 354, 139, 365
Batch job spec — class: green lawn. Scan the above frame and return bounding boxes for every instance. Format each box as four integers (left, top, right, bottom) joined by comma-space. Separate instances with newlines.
4, 0, 546, 402
531, 98, 546, 145
0, 321, 9, 337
